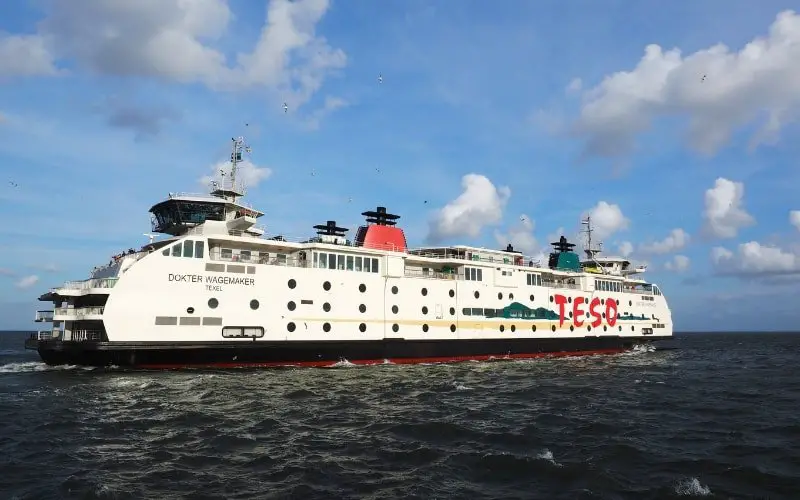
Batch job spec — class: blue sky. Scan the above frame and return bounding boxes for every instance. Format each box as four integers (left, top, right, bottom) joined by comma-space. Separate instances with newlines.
2, 0, 800, 331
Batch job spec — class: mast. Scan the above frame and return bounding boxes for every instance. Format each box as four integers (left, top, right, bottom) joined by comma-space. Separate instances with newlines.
581, 216, 605, 271
210, 135, 251, 202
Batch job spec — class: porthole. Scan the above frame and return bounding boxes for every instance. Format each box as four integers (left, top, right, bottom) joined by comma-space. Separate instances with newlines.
449, 307, 455, 315
474, 291, 480, 299
359, 323, 366, 332
570, 326, 574, 332
450, 324, 456, 332
391, 286, 398, 294
392, 323, 399, 333
569, 311, 573, 318
392, 305, 399, 314
323, 302, 331, 312
449, 289, 455, 298
288, 279, 296, 289
422, 306, 428, 315
500, 325, 505, 332
359, 304, 366, 313
498, 292, 503, 300
549, 296, 553, 302
529, 294, 534, 302
601, 298, 605, 305
616, 299, 620, 306
186, 307, 195, 314
551, 325, 556, 332
421, 288, 428, 296
532, 325, 537, 332
510, 325, 516, 332
629, 300, 633, 306
603, 326, 607, 331
323, 322, 331, 332
208, 298, 219, 309
618, 326, 622, 331
287, 322, 296, 332
250, 300, 259, 310
602, 312, 606, 318
422, 324, 429, 332
510, 293, 514, 300
287, 301, 296, 311
568, 297, 572, 303
323, 281, 331, 291
359, 283, 366, 293
631, 326, 635, 331
587, 326, 591, 332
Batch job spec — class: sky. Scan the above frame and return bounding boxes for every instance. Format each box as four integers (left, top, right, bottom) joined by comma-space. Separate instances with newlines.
1, 0, 800, 332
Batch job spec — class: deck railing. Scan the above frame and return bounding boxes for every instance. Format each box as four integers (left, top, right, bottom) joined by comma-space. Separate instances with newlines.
58, 278, 118, 291
54, 306, 105, 318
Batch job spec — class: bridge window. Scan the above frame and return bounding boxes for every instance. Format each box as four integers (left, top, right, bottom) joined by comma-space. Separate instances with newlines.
172, 242, 182, 257
346, 255, 354, 270
355, 256, 362, 271
239, 250, 251, 262
464, 267, 483, 281
526, 273, 542, 286
194, 241, 204, 259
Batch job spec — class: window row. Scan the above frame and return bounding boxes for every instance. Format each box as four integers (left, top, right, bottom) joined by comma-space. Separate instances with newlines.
313, 251, 380, 273
526, 273, 542, 286
464, 266, 484, 281
163, 239, 205, 259
596, 279, 621, 292
218, 248, 286, 265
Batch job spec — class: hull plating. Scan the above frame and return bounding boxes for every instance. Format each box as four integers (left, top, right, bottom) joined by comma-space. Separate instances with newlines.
34, 335, 647, 368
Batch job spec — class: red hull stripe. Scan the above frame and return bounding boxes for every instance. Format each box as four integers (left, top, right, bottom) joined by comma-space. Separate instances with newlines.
136, 348, 626, 369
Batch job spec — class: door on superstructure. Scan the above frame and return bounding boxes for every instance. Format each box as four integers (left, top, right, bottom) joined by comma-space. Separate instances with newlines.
435, 304, 443, 319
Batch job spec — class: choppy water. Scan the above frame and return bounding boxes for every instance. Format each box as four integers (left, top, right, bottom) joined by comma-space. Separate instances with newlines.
1, 332, 799, 499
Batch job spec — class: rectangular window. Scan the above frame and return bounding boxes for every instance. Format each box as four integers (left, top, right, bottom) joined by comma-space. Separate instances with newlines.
240, 250, 251, 262
526, 274, 531, 285
319, 252, 327, 268
327, 254, 336, 269
183, 240, 194, 257
363, 258, 371, 273
471, 308, 483, 316
162, 248, 169, 256
477, 268, 482, 281
312, 252, 318, 268
465, 268, 471, 281
346, 255, 354, 270
172, 243, 182, 257
337, 254, 345, 270
462, 308, 471, 316
371, 258, 379, 273
221, 248, 232, 260
194, 241, 204, 259
355, 256, 362, 272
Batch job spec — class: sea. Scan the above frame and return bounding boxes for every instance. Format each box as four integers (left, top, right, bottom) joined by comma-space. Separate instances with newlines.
1, 331, 798, 500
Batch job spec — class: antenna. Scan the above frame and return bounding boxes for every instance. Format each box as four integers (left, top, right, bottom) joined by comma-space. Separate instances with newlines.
213, 135, 252, 202
581, 216, 606, 273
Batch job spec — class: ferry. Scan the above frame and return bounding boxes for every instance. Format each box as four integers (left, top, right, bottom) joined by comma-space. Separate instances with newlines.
25, 135, 672, 368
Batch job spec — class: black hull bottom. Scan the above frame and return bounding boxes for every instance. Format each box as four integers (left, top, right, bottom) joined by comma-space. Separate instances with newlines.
30, 336, 657, 369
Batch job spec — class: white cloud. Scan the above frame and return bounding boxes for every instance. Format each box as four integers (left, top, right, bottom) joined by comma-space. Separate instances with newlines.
427, 174, 510, 242
711, 241, 800, 276
664, 254, 690, 272
581, 201, 629, 240
494, 214, 538, 254
0, 0, 346, 110
16, 275, 39, 289
639, 228, 689, 254
199, 160, 272, 191
0, 34, 59, 77
566, 77, 582, 94
790, 210, 800, 232
569, 10, 800, 158
702, 178, 755, 239
617, 241, 634, 257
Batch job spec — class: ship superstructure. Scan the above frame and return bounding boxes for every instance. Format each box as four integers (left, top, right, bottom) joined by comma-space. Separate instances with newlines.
27, 135, 672, 368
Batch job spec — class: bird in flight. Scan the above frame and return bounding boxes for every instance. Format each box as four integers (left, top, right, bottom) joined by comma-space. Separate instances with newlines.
283, 103, 288, 113
378, 73, 383, 84
8, 181, 17, 188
